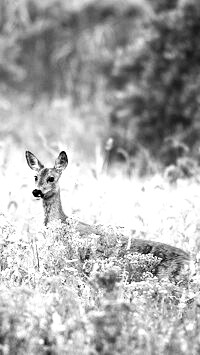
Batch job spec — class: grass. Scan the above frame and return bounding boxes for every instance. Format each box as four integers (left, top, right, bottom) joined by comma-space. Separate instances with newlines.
0, 96, 200, 354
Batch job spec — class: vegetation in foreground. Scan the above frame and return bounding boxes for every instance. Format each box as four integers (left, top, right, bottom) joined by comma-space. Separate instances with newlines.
0, 131, 200, 354
0, 96, 199, 355
1, 0, 200, 353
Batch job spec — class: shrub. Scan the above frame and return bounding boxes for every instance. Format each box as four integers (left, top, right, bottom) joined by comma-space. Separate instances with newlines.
108, 0, 200, 166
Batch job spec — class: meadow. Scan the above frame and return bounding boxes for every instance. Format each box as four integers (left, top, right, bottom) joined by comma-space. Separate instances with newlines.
0, 96, 199, 355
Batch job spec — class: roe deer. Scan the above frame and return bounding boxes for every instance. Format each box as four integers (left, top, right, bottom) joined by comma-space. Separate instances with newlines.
25, 150, 190, 277
25, 150, 99, 235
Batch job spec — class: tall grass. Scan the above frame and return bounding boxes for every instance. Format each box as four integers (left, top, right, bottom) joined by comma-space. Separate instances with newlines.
0, 98, 199, 354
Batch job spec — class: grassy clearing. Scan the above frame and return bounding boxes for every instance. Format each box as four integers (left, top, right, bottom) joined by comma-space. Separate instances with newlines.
0, 98, 200, 354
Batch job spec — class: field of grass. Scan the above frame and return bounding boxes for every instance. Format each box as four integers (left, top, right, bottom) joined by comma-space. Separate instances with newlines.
0, 96, 200, 354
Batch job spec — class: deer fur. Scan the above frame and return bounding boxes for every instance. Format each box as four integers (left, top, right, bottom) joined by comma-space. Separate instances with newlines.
26, 150, 190, 276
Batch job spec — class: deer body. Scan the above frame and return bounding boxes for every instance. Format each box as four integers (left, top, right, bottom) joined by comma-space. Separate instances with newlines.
26, 150, 190, 275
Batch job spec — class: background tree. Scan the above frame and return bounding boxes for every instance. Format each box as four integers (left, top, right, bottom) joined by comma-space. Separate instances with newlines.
1, 0, 200, 171
109, 0, 200, 167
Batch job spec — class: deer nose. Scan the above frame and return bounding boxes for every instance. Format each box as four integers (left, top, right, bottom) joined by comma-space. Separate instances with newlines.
32, 189, 44, 198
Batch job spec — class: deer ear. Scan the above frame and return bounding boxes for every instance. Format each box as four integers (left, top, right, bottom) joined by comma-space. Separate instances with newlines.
25, 151, 44, 171
54, 151, 68, 171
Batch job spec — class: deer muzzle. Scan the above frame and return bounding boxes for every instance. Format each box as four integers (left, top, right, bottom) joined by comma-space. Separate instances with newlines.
32, 189, 44, 198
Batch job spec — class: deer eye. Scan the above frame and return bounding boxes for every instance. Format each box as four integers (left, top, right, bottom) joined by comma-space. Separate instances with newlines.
34, 176, 38, 182
47, 176, 54, 183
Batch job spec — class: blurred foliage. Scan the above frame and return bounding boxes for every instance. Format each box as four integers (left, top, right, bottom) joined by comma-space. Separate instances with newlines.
0, 0, 150, 104
149, 0, 178, 13
1, 0, 200, 171
109, 0, 200, 167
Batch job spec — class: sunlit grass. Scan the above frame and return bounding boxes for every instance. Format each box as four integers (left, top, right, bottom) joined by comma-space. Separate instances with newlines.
0, 97, 200, 354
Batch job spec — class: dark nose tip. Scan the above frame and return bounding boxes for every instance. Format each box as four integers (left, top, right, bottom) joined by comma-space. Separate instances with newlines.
32, 189, 44, 198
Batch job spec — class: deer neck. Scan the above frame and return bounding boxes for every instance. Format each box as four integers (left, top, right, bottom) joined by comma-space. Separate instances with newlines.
42, 189, 66, 226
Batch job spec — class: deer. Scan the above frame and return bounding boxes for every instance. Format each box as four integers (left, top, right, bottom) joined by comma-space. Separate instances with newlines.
25, 150, 190, 277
